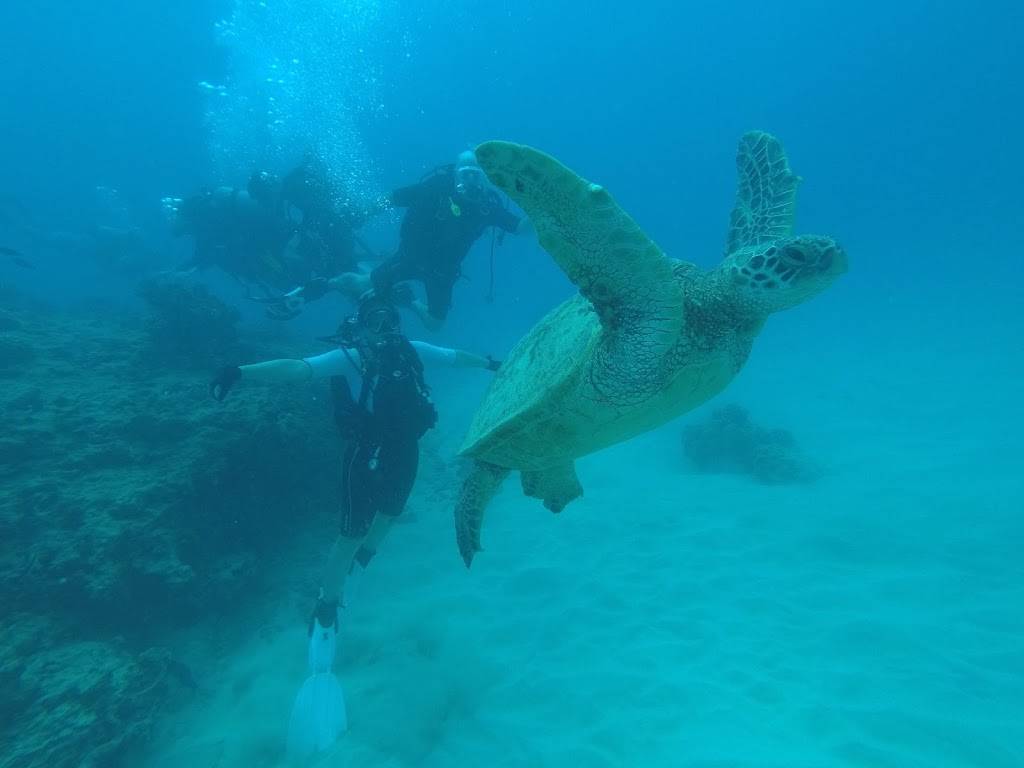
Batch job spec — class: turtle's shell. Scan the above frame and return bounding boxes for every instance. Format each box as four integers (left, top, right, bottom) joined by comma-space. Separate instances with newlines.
459, 293, 600, 468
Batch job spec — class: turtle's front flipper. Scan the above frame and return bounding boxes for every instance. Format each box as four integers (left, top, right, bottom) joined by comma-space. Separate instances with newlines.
455, 460, 510, 568
724, 131, 801, 255
521, 463, 583, 513
475, 142, 683, 404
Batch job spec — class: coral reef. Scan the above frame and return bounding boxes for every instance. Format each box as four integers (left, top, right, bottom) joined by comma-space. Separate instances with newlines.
682, 404, 819, 484
137, 274, 241, 370
0, 302, 345, 766
0, 614, 190, 768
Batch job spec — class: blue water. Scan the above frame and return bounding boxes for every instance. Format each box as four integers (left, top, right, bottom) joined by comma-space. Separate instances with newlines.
1, 1, 1021, 766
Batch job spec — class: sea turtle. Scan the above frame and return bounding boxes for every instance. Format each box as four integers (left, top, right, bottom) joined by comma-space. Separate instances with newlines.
455, 131, 847, 566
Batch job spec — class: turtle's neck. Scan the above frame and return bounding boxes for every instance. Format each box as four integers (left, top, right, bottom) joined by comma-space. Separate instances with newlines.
681, 267, 766, 343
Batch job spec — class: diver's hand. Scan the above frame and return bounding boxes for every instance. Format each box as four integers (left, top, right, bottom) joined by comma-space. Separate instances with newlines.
265, 287, 305, 320
210, 365, 242, 401
486, 356, 501, 372
265, 277, 330, 320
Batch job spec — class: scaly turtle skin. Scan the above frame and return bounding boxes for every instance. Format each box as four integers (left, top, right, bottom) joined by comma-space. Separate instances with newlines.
455, 132, 847, 566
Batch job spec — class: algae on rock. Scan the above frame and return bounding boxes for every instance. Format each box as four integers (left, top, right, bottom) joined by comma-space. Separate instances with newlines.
0, 303, 344, 766
137, 275, 242, 370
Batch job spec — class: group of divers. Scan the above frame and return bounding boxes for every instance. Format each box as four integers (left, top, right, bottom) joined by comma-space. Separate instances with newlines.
0, 148, 529, 753
184, 149, 533, 753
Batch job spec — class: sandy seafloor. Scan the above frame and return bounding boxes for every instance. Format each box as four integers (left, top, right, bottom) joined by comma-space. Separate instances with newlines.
142, 302, 1023, 768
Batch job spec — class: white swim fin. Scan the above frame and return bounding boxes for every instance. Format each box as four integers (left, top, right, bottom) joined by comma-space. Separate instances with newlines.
286, 606, 347, 759
286, 670, 346, 759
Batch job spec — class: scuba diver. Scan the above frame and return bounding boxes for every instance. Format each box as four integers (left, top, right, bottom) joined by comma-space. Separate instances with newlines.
167, 158, 377, 302
278, 153, 378, 278
207, 289, 500, 757
166, 171, 298, 295
283, 149, 533, 329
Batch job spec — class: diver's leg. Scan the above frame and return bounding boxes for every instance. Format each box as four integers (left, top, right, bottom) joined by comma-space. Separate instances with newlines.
317, 444, 375, 613
328, 271, 371, 299
320, 535, 363, 607
420, 273, 454, 331
359, 515, 395, 559
339, 439, 419, 607
326, 247, 411, 300
369, 252, 414, 294
308, 448, 373, 674
359, 439, 419, 557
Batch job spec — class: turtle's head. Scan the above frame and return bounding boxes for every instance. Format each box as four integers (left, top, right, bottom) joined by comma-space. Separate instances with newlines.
723, 234, 847, 315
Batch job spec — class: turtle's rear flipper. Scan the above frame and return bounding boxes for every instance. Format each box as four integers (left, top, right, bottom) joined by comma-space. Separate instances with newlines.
455, 460, 510, 567
521, 463, 583, 513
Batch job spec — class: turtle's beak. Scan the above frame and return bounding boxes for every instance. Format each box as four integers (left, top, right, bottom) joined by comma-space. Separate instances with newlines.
819, 242, 848, 277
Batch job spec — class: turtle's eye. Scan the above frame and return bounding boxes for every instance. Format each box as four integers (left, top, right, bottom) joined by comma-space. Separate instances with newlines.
780, 245, 807, 265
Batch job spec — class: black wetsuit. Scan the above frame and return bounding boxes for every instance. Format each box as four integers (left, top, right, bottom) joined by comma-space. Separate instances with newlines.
331, 336, 437, 538
175, 187, 297, 293
176, 169, 366, 296
280, 163, 366, 277
371, 169, 521, 320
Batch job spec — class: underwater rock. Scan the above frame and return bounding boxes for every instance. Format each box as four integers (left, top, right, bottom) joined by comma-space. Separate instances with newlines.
749, 441, 811, 485
0, 304, 342, 626
682, 404, 819, 484
0, 614, 186, 768
0, 302, 349, 763
137, 274, 241, 370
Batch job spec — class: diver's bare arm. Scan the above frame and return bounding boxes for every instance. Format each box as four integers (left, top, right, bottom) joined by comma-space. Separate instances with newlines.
238, 358, 312, 384
454, 350, 492, 369
328, 272, 371, 298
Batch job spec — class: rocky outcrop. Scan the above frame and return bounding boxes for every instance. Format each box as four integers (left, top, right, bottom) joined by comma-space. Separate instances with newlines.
0, 298, 344, 766
136, 275, 242, 370
682, 404, 820, 484
0, 614, 191, 768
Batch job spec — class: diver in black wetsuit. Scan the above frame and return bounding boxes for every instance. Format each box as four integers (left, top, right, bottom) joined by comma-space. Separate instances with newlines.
208, 289, 499, 644
168, 172, 298, 295
208, 287, 501, 752
279, 154, 375, 280
281, 149, 533, 329
168, 159, 375, 302
367, 149, 529, 328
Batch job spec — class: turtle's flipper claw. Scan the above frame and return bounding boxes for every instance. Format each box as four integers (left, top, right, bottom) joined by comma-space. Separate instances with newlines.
454, 460, 509, 569
456, 511, 482, 568
458, 539, 477, 569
